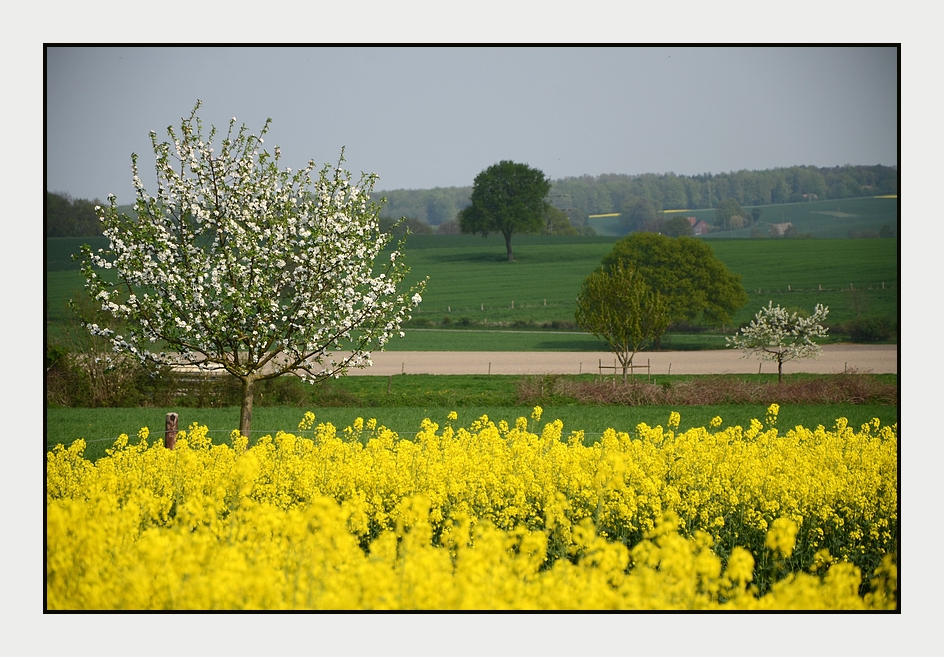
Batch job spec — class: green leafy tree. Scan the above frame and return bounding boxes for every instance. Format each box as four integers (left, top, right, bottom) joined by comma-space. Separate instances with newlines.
379, 216, 433, 237
575, 263, 669, 382
661, 215, 694, 237
542, 205, 578, 235
459, 161, 551, 261
726, 302, 829, 382
80, 101, 425, 436
619, 196, 658, 234
601, 233, 748, 327
661, 173, 687, 209
425, 191, 458, 226
46, 191, 106, 237
714, 198, 746, 230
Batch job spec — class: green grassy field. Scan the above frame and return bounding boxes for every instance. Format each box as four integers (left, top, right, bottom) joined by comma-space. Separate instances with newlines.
378, 327, 750, 351
46, 369, 899, 461
589, 195, 898, 239
46, 217, 898, 350
385, 233, 898, 335
46, 402, 899, 463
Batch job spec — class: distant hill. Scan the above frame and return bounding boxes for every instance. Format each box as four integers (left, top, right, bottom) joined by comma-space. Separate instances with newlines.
371, 186, 473, 226
587, 196, 898, 239
47, 164, 897, 237
373, 164, 897, 230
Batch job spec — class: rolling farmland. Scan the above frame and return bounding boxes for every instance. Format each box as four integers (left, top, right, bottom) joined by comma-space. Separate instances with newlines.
45, 203, 898, 349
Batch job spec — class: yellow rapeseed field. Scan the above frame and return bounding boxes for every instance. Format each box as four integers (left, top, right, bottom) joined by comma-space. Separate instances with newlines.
46, 406, 897, 610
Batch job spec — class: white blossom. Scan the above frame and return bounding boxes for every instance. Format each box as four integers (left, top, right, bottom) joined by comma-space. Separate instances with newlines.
80, 100, 427, 435
726, 301, 829, 382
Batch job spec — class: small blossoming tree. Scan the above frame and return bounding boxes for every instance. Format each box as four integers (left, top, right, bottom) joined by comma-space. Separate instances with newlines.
726, 302, 829, 383
81, 101, 425, 436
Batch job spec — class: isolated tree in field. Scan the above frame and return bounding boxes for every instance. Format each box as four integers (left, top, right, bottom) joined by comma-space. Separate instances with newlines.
661, 214, 694, 237
459, 160, 550, 261
726, 302, 829, 383
81, 101, 425, 437
601, 232, 748, 328
575, 263, 669, 382
714, 198, 746, 230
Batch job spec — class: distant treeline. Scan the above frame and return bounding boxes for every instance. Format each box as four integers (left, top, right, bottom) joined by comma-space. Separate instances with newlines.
45, 164, 897, 237
372, 186, 474, 227
45, 191, 105, 237
374, 164, 897, 226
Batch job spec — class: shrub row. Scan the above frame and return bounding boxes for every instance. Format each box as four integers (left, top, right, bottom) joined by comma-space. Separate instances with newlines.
517, 371, 897, 407
45, 350, 325, 409
839, 316, 897, 342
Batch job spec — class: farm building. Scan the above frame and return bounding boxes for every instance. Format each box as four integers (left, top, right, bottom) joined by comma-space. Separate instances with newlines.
686, 216, 711, 235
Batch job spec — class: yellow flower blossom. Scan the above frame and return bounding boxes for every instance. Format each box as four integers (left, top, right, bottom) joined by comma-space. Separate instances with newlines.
668, 411, 681, 429
45, 411, 896, 610
766, 403, 780, 426
298, 411, 316, 431
765, 517, 799, 558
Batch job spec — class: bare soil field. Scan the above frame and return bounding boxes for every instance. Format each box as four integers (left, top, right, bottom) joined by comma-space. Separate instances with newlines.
349, 344, 898, 377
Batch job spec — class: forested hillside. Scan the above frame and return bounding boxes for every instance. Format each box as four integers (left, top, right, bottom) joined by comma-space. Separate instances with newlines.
374, 164, 896, 227
45, 191, 106, 237
371, 186, 474, 226
46, 164, 896, 237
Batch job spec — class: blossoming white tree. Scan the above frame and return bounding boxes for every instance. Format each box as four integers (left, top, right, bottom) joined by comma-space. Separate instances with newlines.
726, 302, 829, 383
81, 101, 425, 436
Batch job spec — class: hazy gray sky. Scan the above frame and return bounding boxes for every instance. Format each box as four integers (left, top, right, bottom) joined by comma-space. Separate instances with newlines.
46, 46, 898, 203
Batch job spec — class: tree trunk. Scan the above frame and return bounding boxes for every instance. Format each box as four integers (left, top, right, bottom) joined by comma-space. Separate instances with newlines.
621, 354, 634, 384
777, 359, 783, 384
504, 232, 514, 261
240, 376, 254, 437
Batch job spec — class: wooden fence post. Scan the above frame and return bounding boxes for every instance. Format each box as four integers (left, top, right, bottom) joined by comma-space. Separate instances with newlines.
165, 412, 179, 449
